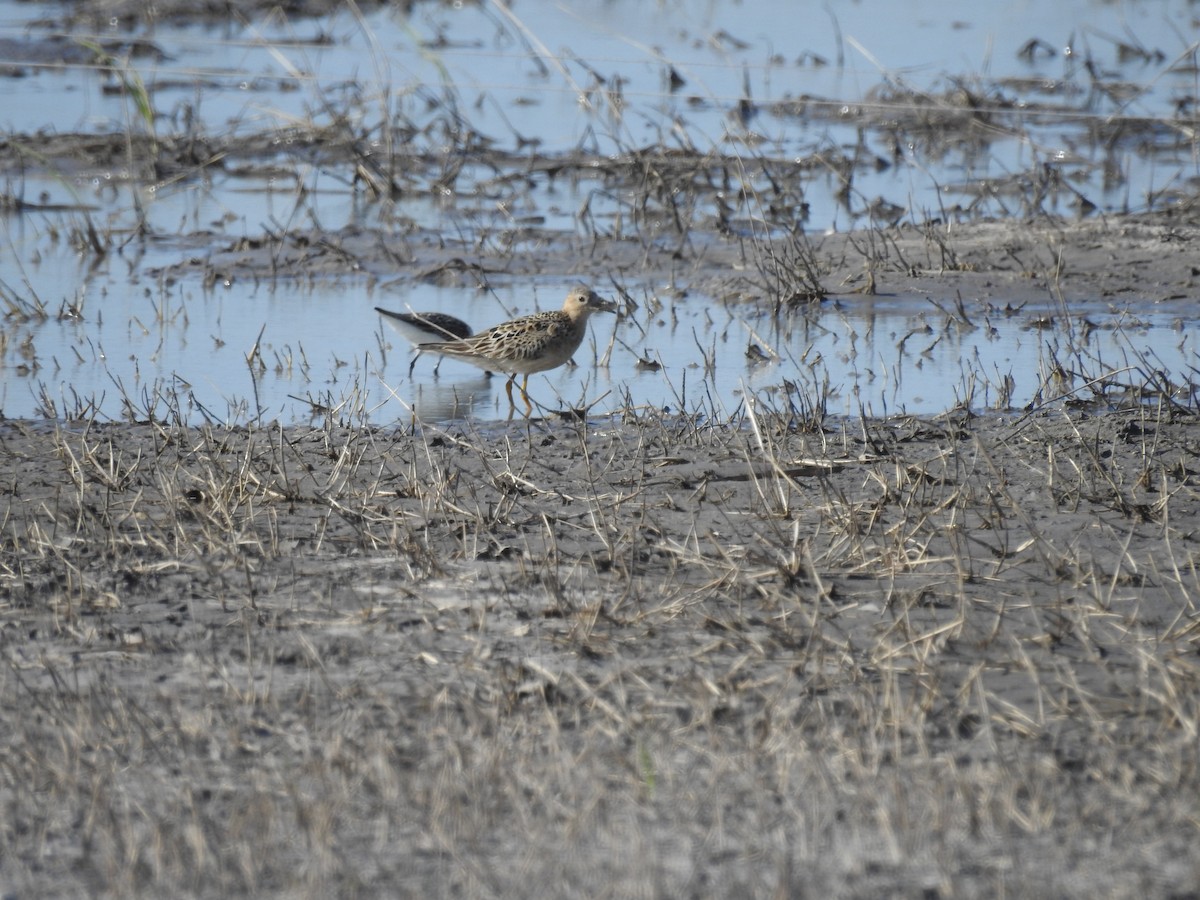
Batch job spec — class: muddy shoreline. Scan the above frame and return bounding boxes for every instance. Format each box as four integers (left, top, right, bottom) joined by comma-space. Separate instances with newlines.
3, 395, 1199, 896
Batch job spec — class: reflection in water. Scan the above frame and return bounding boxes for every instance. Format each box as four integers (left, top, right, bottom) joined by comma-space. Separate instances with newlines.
409, 375, 497, 422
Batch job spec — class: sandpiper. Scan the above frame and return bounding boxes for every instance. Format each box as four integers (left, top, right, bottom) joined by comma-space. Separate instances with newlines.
375, 307, 474, 377
417, 285, 618, 410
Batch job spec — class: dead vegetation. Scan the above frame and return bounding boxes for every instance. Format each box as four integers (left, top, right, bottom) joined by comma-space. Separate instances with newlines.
2, 383, 1199, 896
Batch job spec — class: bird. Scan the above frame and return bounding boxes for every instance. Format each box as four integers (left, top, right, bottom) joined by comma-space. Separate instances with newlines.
417, 285, 618, 411
375, 307, 474, 377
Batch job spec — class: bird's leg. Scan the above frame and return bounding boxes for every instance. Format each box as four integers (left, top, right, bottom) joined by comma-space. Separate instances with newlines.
408, 353, 420, 378
504, 375, 517, 407
520, 375, 532, 415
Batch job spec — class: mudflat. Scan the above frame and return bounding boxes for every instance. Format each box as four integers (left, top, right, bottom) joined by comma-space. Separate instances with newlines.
2, 378, 1199, 896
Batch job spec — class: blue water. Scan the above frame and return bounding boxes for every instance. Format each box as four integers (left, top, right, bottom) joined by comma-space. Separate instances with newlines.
1, 0, 1197, 422
5, 257, 1193, 424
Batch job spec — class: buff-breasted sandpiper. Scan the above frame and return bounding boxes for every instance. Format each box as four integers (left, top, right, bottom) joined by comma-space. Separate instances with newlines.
376, 307, 474, 377
417, 286, 617, 410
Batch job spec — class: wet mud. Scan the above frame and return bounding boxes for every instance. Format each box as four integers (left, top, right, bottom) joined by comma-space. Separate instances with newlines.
3, 401, 1200, 896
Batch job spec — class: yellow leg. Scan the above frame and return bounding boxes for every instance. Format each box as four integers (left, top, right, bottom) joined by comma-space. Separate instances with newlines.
520, 375, 532, 415
504, 376, 516, 406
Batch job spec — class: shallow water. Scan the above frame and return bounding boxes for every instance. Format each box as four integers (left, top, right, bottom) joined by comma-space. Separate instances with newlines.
1, 0, 1198, 422
6, 254, 1193, 424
